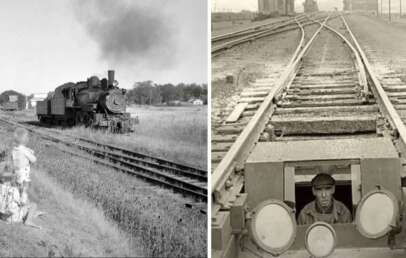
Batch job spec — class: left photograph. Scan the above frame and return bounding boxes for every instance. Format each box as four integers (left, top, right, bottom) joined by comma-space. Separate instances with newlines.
0, 0, 207, 257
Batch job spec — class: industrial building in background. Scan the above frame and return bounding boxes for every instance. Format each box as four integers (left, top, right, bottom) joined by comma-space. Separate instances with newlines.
0, 90, 26, 111
303, 0, 319, 13
258, 0, 295, 16
343, 0, 379, 13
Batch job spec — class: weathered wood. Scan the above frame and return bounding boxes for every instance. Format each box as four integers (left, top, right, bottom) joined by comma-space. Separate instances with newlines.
382, 85, 406, 92
293, 81, 355, 86
274, 133, 377, 141
245, 103, 259, 110
290, 84, 356, 90
286, 88, 355, 95
285, 93, 356, 101
270, 115, 377, 135
212, 135, 237, 142
238, 97, 265, 104
277, 99, 373, 108
216, 125, 244, 134
212, 152, 227, 163
274, 105, 379, 115
387, 91, 406, 98
226, 103, 248, 123
212, 142, 233, 152
242, 110, 256, 117
240, 91, 268, 97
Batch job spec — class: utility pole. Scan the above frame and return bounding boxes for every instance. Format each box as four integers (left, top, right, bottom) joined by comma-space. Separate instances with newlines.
389, 0, 392, 21
381, 0, 383, 16
400, 0, 402, 18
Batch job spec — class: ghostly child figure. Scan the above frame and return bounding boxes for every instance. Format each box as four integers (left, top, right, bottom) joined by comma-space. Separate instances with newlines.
11, 128, 37, 204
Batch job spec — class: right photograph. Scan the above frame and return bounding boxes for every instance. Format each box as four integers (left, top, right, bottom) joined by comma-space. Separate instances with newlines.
211, 0, 406, 257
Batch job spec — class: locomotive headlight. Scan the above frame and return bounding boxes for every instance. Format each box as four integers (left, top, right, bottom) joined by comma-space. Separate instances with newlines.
355, 189, 399, 239
305, 222, 336, 258
250, 200, 296, 256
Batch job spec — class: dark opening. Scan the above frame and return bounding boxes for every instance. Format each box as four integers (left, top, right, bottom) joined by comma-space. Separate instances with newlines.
295, 182, 353, 220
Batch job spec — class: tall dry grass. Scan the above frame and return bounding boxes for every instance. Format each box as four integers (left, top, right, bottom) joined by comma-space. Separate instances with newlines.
55, 105, 206, 170
27, 134, 206, 257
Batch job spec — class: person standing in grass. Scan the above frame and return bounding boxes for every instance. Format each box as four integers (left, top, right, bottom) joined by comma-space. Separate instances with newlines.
11, 128, 37, 204
0, 173, 44, 229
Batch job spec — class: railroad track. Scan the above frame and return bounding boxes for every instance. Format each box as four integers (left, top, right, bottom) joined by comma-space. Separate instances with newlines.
212, 14, 329, 171
0, 117, 207, 205
212, 13, 328, 57
211, 10, 406, 234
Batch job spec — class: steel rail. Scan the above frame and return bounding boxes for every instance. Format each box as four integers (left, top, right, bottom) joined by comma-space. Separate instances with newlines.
211, 14, 306, 43
0, 117, 206, 178
71, 134, 206, 178
212, 16, 331, 206
341, 15, 406, 152
0, 118, 207, 201
212, 15, 328, 56
307, 15, 368, 101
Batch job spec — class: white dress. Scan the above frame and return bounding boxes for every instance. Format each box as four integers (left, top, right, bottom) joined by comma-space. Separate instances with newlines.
11, 145, 37, 184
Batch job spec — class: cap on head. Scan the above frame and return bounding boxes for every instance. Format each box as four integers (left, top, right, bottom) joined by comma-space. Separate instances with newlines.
311, 173, 335, 188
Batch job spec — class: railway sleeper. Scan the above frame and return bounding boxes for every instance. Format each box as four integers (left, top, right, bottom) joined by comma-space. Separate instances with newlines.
277, 99, 375, 108
270, 115, 377, 135
292, 80, 356, 86
211, 135, 237, 143
289, 83, 357, 90
238, 97, 265, 104
216, 125, 244, 134
274, 105, 379, 115
382, 85, 406, 92
286, 88, 356, 95
284, 93, 358, 101
212, 142, 233, 152
212, 152, 228, 164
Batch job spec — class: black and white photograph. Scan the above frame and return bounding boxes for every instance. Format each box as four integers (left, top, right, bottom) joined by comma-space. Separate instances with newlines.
211, 0, 406, 257
0, 0, 207, 257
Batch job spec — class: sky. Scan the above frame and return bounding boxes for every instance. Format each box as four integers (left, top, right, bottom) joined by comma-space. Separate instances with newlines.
212, 0, 344, 12
213, 0, 406, 13
0, 0, 207, 95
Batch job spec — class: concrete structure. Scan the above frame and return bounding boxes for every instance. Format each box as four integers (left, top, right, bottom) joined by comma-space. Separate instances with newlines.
258, 0, 294, 16
344, 0, 378, 13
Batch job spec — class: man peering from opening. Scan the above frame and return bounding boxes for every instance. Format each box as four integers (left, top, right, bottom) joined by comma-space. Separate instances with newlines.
298, 173, 352, 225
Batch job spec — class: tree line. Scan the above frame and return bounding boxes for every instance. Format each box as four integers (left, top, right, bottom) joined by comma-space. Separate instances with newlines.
126, 81, 207, 105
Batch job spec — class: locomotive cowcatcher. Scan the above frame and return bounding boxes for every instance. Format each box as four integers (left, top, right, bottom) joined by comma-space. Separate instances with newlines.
36, 70, 136, 133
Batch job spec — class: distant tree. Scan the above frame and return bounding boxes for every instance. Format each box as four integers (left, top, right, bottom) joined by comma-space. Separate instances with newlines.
126, 81, 207, 105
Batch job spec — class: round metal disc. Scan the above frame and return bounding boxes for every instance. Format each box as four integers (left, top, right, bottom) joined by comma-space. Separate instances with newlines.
305, 221, 336, 258
250, 199, 297, 256
355, 189, 399, 239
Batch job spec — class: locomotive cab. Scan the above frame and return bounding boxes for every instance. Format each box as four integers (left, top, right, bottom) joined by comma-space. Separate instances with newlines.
216, 137, 406, 258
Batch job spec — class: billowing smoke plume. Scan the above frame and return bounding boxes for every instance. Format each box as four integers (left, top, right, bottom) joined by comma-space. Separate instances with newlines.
72, 0, 178, 68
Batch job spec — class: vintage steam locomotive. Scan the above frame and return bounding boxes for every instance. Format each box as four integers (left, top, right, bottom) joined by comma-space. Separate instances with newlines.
303, 0, 318, 13
37, 70, 136, 133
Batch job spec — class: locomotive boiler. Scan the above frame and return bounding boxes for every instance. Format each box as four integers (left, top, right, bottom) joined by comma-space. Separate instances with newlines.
37, 70, 136, 133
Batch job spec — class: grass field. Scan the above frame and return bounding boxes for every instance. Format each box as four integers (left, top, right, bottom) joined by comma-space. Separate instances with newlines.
0, 122, 207, 257
12, 105, 207, 170
0, 131, 137, 257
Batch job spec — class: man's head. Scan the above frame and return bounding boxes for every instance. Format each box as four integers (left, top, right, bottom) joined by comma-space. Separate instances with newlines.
311, 173, 335, 209
13, 128, 29, 146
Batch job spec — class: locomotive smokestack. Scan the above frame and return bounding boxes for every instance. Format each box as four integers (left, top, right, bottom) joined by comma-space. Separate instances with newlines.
108, 70, 115, 86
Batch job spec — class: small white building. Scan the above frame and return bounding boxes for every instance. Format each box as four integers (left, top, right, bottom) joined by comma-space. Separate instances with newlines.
28, 93, 47, 108
192, 99, 203, 105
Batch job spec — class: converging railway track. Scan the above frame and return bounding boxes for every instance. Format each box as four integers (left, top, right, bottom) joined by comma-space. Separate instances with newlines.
212, 12, 406, 258
0, 117, 207, 206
